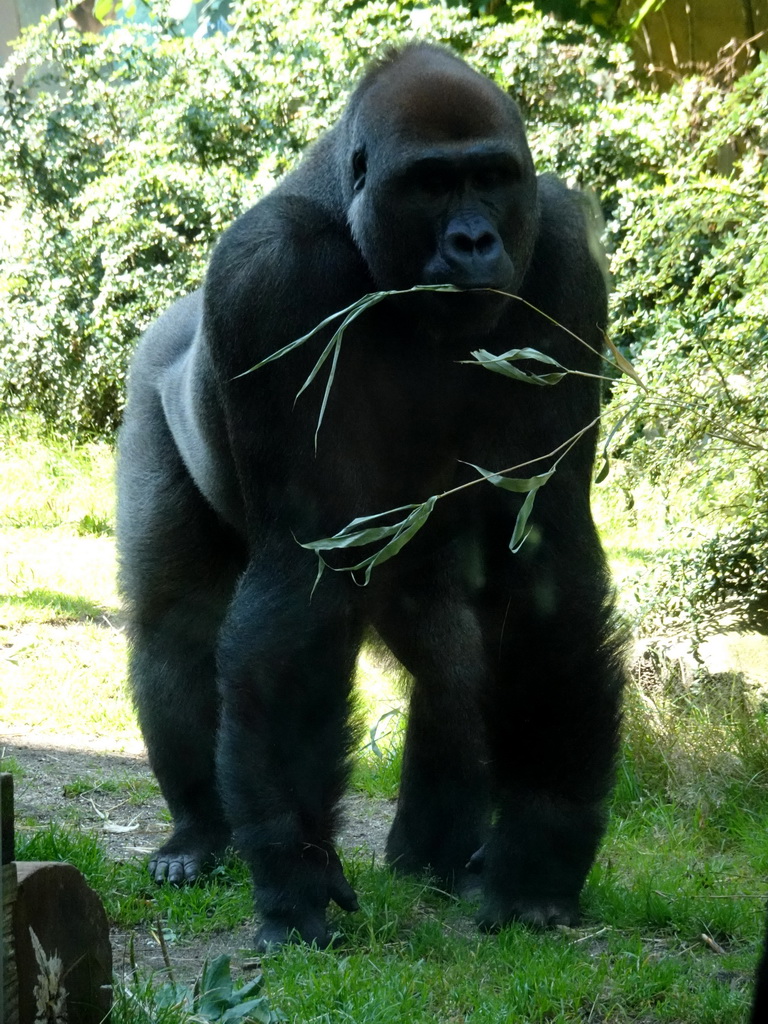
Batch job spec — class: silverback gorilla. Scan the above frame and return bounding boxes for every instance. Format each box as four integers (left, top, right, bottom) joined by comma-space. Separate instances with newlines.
117, 42, 625, 949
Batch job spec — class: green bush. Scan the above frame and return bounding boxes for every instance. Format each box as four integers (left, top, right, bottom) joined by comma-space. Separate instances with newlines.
0, 0, 635, 435
606, 58, 768, 637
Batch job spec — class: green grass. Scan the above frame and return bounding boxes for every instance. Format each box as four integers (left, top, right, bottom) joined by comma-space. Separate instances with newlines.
2, 420, 766, 1022
15, 817, 762, 1023
0, 754, 25, 776
62, 774, 161, 803
353, 705, 406, 798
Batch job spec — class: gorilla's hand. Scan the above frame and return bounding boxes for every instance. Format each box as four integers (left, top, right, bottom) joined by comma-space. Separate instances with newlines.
254, 842, 359, 951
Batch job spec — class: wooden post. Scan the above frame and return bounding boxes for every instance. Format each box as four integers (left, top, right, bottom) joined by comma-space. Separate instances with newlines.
1, 771, 113, 1024
1, 771, 13, 862
13, 862, 113, 1024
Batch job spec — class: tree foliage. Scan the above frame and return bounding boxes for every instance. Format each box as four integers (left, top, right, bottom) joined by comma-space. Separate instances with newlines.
605, 60, 768, 637
447, 0, 665, 37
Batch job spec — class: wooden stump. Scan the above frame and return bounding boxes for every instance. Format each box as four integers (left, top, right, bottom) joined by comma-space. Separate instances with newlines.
1, 773, 113, 1024
13, 861, 113, 1024
2, 863, 18, 1022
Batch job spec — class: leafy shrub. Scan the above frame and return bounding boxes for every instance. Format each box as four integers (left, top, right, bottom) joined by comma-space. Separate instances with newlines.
606, 57, 768, 637
0, 0, 636, 435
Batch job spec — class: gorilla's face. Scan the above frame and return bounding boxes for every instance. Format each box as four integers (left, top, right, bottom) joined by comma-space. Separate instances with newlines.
346, 52, 538, 335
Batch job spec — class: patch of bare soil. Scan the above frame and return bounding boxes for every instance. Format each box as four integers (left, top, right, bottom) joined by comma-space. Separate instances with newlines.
1, 732, 396, 984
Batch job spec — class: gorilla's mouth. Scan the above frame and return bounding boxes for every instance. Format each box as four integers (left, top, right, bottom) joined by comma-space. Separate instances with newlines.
409, 285, 511, 336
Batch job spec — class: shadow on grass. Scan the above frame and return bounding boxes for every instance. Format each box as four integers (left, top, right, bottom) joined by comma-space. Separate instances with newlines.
1, 587, 121, 624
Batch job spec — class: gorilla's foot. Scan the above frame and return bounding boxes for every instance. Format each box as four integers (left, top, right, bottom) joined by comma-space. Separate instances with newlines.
475, 796, 603, 931
148, 824, 230, 884
478, 893, 580, 931
254, 912, 337, 952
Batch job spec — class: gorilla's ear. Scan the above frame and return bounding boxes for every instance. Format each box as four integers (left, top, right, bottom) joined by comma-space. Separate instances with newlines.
352, 148, 367, 192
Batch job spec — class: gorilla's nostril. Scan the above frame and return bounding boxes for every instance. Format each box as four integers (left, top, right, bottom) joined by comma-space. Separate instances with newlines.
447, 231, 475, 254
447, 229, 500, 259
476, 232, 498, 255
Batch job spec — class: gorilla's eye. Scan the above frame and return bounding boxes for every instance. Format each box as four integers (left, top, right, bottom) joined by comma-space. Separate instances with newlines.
472, 164, 519, 190
415, 167, 453, 195
352, 149, 367, 192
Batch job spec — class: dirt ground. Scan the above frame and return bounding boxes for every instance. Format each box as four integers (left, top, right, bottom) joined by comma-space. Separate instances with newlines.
1, 731, 396, 983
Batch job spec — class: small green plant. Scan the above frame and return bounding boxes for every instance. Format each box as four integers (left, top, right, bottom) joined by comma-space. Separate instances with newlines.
63, 777, 121, 798
151, 955, 282, 1023
77, 512, 113, 537
16, 824, 109, 879
0, 755, 25, 777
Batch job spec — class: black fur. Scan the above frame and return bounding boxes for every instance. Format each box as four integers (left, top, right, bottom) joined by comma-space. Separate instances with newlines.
117, 43, 625, 949
752, 913, 768, 1022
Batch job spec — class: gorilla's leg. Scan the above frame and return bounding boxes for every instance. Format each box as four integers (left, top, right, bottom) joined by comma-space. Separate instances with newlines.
478, 525, 624, 930
119, 416, 243, 884
215, 554, 364, 949
129, 600, 233, 884
373, 562, 492, 890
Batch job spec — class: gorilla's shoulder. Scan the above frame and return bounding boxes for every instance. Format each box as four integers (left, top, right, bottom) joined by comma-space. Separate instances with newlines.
526, 173, 608, 316
535, 174, 594, 246
201, 189, 372, 363
210, 190, 362, 292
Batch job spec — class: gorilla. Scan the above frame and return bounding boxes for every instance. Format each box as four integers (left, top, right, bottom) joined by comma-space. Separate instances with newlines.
117, 42, 625, 949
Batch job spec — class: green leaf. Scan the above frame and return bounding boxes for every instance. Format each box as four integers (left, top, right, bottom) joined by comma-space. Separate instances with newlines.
595, 454, 610, 484
200, 954, 235, 991
309, 554, 327, 597
300, 497, 439, 585
219, 995, 276, 1023
510, 488, 538, 553
464, 462, 556, 554
93, 0, 113, 21
464, 347, 568, 386
233, 974, 267, 1001
154, 983, 193, 1010
294, 332, 341, 402
197, 955, 235, 1016
312, 331, 342, 451
464, 463, 555, 494
369, 708, 402, 759
603, 334, 646, 389
626, 0, 668, 34
356, 497, 438, 583
300, 503, 425, 552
